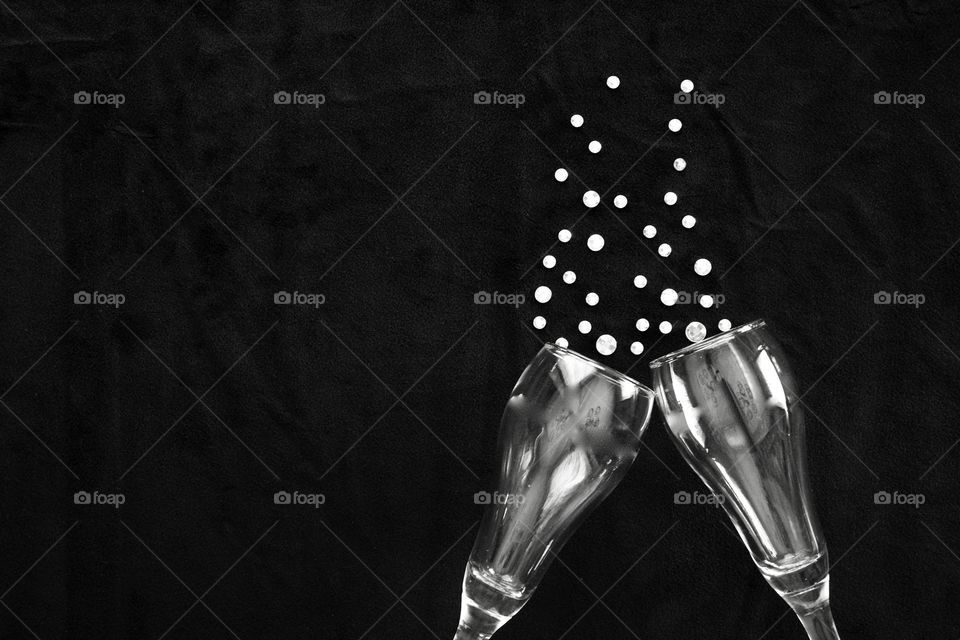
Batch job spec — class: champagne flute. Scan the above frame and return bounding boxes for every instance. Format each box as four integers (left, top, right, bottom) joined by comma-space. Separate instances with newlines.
453, 343, 655, 639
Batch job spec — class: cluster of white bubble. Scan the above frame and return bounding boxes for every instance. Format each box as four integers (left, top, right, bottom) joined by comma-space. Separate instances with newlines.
533, 77, 732, 357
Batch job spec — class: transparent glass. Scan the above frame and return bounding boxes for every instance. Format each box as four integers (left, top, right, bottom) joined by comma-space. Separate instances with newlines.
650, 320, 840, 640
453, 344, 655, 640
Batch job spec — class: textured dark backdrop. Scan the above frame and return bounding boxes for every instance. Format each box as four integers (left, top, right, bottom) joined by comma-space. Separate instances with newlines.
1, 1, 958, 638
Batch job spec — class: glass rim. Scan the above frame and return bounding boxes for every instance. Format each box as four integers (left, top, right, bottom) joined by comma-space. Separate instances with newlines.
648, 319, 768, 369
544, 343, 654, 396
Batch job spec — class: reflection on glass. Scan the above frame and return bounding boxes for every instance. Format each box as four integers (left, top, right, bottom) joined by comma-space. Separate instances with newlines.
454, 344, 655, 640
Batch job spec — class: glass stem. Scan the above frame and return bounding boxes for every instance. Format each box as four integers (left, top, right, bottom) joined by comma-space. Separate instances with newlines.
797, 604, 840, 640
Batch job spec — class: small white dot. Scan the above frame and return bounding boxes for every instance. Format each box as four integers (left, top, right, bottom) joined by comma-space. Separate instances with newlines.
585, 292, 599, 306
562, 270, 577, 284
643, 225, 657, 239
587, 234, 605, 251
554, 168, 569, 182
583, 190, 600, 208
660, 288, 679, 306
556, 337, 569, 347
680, 79, 694, 93
542, 255, 557, 269
588, 140, 602, 154
558, 229, 572, 242
571, 114, 584, 128
633, 275, 647, 288
658, 243, 672, 257
578, 320, 592, 334
606, 75, 620, 89
596, 334, 617, 355
699, 294, 714, 309
614, 194, 628, 208
718, 319, 732, 332
630, 341, 644, 355
669, 118, 682, 132
636, 318, 649, 331
664, 192, 678, 206
686, 321, 707, 343
533, 316, 546, 330
682, 215, 696, 229
659, 321, 673, 334
534, 286, 552, 303
674, 158, 686, 171
694, 258, 712, 276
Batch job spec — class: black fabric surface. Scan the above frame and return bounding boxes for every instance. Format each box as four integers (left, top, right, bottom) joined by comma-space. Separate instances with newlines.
1, 1, 958, 638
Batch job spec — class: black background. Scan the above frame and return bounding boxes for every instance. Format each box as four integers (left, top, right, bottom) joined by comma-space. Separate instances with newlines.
1, 1, 958, 638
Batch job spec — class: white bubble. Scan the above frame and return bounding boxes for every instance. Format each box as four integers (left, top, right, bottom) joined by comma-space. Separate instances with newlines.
585, 292, 599, 306
633, 275, 647, 288
563, 270, 577, 284
699, 294, 714, 308
643, 225, 657, 238
542, 255, 557, 269
588, 140, 602, 154
660, 288, 679, 306
636, 318, 649, 331
682, 215, 696, 229
680, 79, 694, 93
674, 157, 687, 171
669, 118, 682, 132
596, 334, 617, 355
583, 190, 600, 208
578, 320, 592, 334
533, 316, 546, 330
554, 168, 569, 182
718, 319, 732, 331
630, 341, 644, 355
587, 234, 605, 251
694, 258, 712, 276
571, 114, 584, 128
556, 337, 569, 347
664, 191, 678, 206
534, 286, 552, 303
686, 321, 707, 343
558, 229, 572, 242
614, 194, 628, 208
659, 320, 673, 334
658, 243, 672, 257
607, 75, 621, 89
